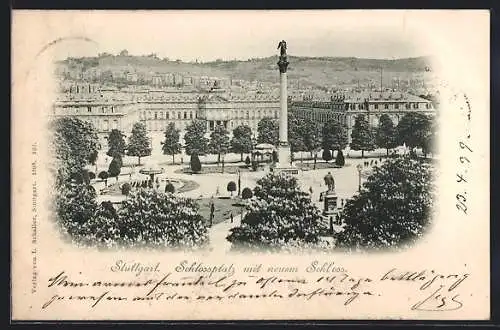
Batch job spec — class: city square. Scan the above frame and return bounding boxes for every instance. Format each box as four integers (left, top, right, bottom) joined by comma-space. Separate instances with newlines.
51, 38, 437, 253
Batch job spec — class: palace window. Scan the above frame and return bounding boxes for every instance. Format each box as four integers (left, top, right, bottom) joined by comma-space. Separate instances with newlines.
184, 112, 187, 119
413, 103, 418, 109
384, 104, 389, 110
374, 104, 378, 110
190, 112, 193, 119
160, 111, 163, 119
395, 104, 399, 110
155, 112, 158, 119
406, 103, 411, 109
426, 103, 431, 109
87, 106, 92, 113
166, 112, 170, 119
178, 112, 181, 119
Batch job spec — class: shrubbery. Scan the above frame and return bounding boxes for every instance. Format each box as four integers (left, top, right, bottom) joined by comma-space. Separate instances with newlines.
335, 156, 434, 250
226, 173, 323, 252
165, 182, 175, 194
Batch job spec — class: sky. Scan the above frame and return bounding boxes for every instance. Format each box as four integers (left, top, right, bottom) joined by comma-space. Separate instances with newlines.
14, 10, 458, 62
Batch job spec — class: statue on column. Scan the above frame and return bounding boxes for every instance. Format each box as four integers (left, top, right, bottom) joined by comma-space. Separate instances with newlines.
277, 40, 287, 57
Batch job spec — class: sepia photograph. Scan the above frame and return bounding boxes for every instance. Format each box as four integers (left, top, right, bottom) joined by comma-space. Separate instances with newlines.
11, 10, 489, 320
48, 14, 438, 254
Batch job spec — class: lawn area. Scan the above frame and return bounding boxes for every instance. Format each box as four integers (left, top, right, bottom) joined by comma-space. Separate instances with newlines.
174, 164, 261, 175
196, 197, 246, 226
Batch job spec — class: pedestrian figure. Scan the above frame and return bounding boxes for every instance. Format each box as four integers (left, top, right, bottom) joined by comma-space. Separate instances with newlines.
181, 157, 184, 164
230, 212, 234, 223
216, 186, 220, 195
374, 160, 378, 166
309, 186, 313, 195
370, 160, 373, 166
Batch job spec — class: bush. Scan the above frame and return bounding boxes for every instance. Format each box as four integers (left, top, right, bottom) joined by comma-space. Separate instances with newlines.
335, 149, 345, 167
227, 181, 237, 196
108, 157, 122, 180
98, 171, 109, 181
251, 160, 259, 171
118, 190, 209, 249
322, 149, 333, 162
121, 183, 131, 195
335, 156, 435, 250
190, 153, 202, 173
55, 182, 98, 242
226, 173, 323, 252
165, 182, 175, 194
88, 171, 96, 180
245, 155, 251, 166
241, 187, 253, 199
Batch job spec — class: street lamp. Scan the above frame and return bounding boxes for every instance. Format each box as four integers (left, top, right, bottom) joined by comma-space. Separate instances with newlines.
356, 164, 363, 192
237, 169, 241, 196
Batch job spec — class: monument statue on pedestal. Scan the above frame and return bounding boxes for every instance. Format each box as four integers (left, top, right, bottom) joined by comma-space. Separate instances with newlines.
323, 172, 335, 192
277, 40, 287, 57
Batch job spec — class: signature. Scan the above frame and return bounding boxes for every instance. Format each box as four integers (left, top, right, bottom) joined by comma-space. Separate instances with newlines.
411, 285, 463, 312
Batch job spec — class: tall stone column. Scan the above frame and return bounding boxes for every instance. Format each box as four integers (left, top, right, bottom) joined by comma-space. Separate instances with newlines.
277, 55, 290, 166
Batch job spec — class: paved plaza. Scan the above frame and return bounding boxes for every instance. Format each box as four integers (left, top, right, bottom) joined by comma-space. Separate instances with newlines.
91, 147, 399, 252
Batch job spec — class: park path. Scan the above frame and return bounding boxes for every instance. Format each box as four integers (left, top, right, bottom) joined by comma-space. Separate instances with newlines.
208, 213, 242, 254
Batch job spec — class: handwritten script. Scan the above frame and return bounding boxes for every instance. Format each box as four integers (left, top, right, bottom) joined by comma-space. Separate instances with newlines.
40, 264, 470, 313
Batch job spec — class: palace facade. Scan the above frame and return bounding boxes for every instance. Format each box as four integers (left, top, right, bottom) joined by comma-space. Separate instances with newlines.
51, 83, 280, 150
291, 91, 436, 144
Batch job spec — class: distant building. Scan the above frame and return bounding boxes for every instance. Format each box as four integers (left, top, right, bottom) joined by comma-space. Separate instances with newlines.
51, 85, 279, 149
291, 90, 436, 144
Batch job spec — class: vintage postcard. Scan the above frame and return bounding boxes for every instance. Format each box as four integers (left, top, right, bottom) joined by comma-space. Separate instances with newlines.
11, 10, 490, 320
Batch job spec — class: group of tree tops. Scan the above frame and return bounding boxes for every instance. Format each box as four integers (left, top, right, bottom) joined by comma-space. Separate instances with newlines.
96, 111, 437, 175
226, 154, 435, 252
50, 117, 208, 249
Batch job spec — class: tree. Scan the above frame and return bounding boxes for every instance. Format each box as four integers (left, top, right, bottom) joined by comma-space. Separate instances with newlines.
257, 118, 279, 146
184, 119, 209, 156
190, 153, 202, 173
127, 122, 151, 165
241, 187, 253, 200
396, 113, 432, 153
107, 129, 126, 159
165, 182, 176, 194
350, 115, 375, 158
50, 117, 99, 186
251, 160, 259, 171
108, 157, 121, 181
121, 183, 131, 196
227, 181, 237, 196
162, 123, 181, 164
208, 124, 230, 164
376, 114, 397, 156
322, 149, 333, 162
231, 125, 253, 161
322, 120, 348, 155
98, 171, 109, 187
55, 182, 98, 242
245, 155, 251, 167
422, 117, 438, 157
302, 118, 321, 157
288, 113, 306, 154
335, 149, 345, 167
117, 190, 209, 249
88, 172, 96, 180
335, 157, 435, 250
226, 173, 323, 252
